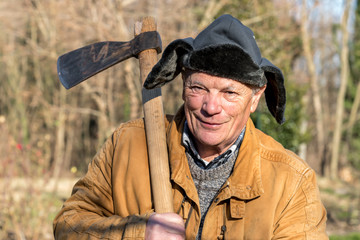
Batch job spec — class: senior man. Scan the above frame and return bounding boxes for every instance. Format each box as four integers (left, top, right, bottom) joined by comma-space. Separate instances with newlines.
54, 14, 327, 239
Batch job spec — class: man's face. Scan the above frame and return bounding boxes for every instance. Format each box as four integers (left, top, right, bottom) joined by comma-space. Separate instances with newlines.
182, 71, 265, 158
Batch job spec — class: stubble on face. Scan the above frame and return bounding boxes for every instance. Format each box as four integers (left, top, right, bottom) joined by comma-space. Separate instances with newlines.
181, 71, 265, 161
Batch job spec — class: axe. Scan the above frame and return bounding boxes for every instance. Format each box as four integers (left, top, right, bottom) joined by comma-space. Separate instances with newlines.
57, 17, 174, 213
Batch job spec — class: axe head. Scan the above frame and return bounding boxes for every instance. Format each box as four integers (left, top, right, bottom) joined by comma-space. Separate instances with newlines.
57, 31, 161, 89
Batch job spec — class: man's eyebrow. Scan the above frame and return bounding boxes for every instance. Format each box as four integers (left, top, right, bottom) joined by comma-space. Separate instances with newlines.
192, 81, 206, 86
222, 85, 250, 95
221, 85, 243, 92
222, 86, 237, 91
185, 79, 206, 87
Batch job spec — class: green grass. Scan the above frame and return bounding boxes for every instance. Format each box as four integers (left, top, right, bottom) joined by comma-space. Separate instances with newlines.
330, 233, 360, 240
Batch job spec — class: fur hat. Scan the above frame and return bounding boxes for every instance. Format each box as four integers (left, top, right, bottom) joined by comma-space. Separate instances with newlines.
144, 14, 286, 124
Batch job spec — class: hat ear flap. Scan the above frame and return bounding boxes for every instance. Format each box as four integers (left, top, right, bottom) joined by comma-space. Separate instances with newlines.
144, 39, 193, 89
262, 66, 286, 124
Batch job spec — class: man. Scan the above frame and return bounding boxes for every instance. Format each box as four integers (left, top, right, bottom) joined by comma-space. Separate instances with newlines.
53, 14, 328, 239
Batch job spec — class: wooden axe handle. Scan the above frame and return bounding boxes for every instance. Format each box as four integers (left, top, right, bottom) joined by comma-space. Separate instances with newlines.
135, 17, 174, 213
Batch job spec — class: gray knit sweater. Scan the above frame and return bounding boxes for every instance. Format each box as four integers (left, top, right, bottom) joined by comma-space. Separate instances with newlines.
187, 148, 239, 239
182, 123, 244, 239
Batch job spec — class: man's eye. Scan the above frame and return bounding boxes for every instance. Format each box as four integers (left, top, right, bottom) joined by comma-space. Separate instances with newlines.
190, 86, 205, 92
225, 91, 237, 96
224, 91, 239, 100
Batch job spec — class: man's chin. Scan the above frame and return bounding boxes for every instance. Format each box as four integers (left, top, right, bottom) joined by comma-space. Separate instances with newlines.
197, 138, 224, 149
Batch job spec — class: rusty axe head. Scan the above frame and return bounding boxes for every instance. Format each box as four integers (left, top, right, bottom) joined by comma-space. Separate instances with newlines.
57, 31, 162, 89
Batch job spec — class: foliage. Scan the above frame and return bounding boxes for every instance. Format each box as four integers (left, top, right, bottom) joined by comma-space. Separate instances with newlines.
345, 0, 360, 170
350, 0, 360, 79
0, 121, 67, 240
0, 0, 360, 238
251, 82, 311, 153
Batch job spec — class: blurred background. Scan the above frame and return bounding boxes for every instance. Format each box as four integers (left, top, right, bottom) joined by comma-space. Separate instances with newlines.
0, 0, 359, 239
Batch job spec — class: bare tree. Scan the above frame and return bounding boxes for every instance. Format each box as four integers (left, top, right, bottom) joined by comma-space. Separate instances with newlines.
300, 0, 325, 173
330, 0, 352, 180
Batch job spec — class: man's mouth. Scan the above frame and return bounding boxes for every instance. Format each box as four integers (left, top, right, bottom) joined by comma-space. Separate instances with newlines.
197, 117, 223, 129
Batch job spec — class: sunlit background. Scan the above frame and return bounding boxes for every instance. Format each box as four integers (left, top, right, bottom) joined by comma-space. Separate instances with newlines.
0, 0, 359, 239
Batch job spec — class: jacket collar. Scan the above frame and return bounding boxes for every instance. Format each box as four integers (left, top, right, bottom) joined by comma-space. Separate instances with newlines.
226, 119, 264, 200
166, 106, 264, 202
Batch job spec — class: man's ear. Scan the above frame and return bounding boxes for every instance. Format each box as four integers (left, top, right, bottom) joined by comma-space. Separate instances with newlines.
181, 72, 186, 101
250, 85, 266, 113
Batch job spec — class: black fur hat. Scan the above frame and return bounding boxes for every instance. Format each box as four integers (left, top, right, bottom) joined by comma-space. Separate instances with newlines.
144, 14, 286, 124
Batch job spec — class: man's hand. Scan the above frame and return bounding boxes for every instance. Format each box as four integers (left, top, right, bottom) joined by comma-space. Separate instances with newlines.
145, 213, 185, 240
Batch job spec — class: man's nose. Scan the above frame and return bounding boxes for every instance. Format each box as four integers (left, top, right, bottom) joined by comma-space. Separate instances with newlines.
202, 93, 222, 115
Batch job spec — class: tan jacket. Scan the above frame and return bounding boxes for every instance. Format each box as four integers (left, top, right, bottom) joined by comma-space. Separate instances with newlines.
53, 107, 328, 239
